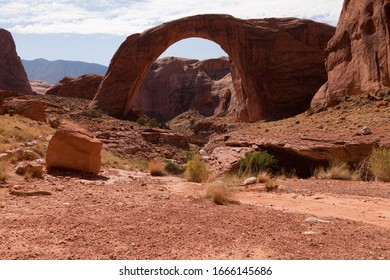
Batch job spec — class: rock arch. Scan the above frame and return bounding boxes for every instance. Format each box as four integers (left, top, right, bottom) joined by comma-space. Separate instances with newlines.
93, 14, 334, 122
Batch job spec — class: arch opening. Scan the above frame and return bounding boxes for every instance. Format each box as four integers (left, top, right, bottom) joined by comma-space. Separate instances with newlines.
130, 37, 238, 123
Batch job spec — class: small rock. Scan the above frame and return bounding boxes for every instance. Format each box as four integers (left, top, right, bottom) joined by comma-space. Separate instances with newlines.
23, 150, 40, 161
302, 231, 320, 235
316, 124, 324, 129
304, 217, 330, 224
15, 160, 44, 178
0, 153, 8, 160
54, 185, 65, 192
361, 127, 372, 135
244, 177, 257, 185
199, 149, 207, 156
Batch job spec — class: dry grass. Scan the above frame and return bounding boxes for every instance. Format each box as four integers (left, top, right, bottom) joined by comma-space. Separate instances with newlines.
101, 149, 147, 171
314, 161, 360, 181
185, 155, 209, 183
148, 158, 165, 176
264, 180, 279, 192
0, 161, 8, 182
257, 172, 271, 183
190, 182, 238, 205
368, 148, 390, 182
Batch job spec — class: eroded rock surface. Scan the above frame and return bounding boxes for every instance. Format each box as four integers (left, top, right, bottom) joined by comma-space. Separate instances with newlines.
311, 0, 390, 111
93, 15, 335, 122
0, 29, 33, 95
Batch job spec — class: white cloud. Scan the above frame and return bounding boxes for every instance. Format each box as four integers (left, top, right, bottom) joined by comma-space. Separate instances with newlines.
0, 0, 344, 35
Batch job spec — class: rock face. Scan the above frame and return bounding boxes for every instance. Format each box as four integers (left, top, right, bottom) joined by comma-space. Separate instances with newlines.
132, 57, 234, 121
93, 15, 335, 122
46, 75, 104, 100
30, 80, 52, 95
0, 29, 33, 94
311, 0, 390, 111
46, 121, 102, 175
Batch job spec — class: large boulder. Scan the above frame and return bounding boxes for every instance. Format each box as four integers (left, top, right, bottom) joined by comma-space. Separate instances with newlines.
0, 29, 33, 94
132, 57, 234, 121
311, 0, 390, 111
93, 15, 335, 122
46, 74, 104, 100
46, 121, 102, 175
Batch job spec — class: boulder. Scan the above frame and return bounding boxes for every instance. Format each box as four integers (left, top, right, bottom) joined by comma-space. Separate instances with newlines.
15, 160, 44, 178
93, 15, 335, 122
0, 98, 46, 122
311, 0, 390, 111
46, 74, 104, 100
0, 29, 33, 94
46, 121, 102, 175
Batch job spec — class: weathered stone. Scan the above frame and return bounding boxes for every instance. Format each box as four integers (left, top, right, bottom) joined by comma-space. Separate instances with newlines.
93, 15, 335, 122
311, 0, 390, 111
29, 80, 52, 95
15, 160, 44, 178
244, 177, 257, 185
0, 98, 46, 122
46, 121, 102, 175
46, 75, 104, 100
0, 29, 33, 94
304, 217, 331, 224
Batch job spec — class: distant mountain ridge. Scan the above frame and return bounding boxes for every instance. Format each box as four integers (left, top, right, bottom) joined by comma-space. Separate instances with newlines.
22, 58, 108, 84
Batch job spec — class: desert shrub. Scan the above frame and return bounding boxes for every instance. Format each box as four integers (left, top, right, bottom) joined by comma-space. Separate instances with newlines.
264, 180, 279, 192
81, 108, 103, 118
146, 118, 159, 128
314, 160, 360, 181
185, 155, 209, 183
137, 116, 147, 126
148, 158, 165, 176
368, 148, 390, 182
238, 151, 278, 176
165, 160, 184, 175
180, 151, 196, 163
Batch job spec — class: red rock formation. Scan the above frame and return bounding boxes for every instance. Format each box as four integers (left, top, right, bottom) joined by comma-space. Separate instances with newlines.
0, 98, 46, 122
30, 80, 52, 95
46, 121, 102, 175
132, 56, 234, 121
311, 0, 390, 111
0, 29, 33, 94
46, 74, 104, 100
93, 15, 335, 122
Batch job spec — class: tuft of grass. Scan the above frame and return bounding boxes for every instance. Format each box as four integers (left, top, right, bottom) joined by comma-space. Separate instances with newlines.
264, 180, 279, 192
368, 148, 390, 182
257, 171, 271, 183
148, 158, 165, 176
146, 118, 159, 128
204, 183, 237, 205
238, 151, 278, 176
185, 155, 209, 183
0, 162, 8, 182
314, 160, 360, 181
137, 116, 147, 126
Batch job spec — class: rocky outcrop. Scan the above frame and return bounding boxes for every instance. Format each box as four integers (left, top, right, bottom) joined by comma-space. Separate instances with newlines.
311, 0, 390, 111
0, 98, 46, 122
30, 80, 52, 95
0, 29, 33, 95
93, 15, 335, 122
46, 74, 104, 100
132, 57, 234, 121
46, 121, 102, 175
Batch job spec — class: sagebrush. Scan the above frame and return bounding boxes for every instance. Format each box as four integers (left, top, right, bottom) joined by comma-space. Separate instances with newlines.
368, 148, 390, 182
185, 155, 209, 183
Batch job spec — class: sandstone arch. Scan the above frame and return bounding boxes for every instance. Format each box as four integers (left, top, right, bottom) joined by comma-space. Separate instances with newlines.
93, 14, 334, 122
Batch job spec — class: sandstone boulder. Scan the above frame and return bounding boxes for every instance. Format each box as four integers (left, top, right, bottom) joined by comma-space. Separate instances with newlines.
0, 29, 33, 94
46, 74, 104, 100
311, 0, 390, 111
46, 121, 102, 175
30, 80, 52, 95
0, 98, 46, 122
93, 15, 335, 122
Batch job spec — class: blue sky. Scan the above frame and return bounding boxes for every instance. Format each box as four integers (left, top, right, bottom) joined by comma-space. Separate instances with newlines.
0, 0, 344, 65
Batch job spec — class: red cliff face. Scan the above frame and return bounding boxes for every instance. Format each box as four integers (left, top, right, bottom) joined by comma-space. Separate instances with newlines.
132, 57, 234, 121
311, 0, 390, 111
93, 15, 335, 122
0, 29, 33, 95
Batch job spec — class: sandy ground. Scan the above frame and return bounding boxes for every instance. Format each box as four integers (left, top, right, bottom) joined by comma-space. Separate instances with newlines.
1, 169, 389, 260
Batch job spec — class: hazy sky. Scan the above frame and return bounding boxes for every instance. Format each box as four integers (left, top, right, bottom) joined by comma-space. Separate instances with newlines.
1, 0, 344, 65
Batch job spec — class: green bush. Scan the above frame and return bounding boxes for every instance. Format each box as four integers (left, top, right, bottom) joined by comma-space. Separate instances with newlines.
147, 118, 159, 128
137, 116, 147, 126
368, 148, 390, 182
185, 155, 209, 183
165, 160, 184, 174
238, 151, 278, 176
